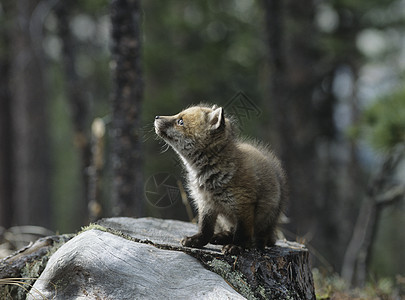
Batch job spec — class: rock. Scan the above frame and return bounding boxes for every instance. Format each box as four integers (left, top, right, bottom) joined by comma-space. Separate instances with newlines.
25, 217, 315, 299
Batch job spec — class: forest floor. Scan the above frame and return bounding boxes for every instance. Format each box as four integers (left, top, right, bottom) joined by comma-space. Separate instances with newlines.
313, 269, 405, 300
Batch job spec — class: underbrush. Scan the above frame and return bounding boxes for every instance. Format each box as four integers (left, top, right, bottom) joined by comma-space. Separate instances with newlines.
313, 269, 405, 300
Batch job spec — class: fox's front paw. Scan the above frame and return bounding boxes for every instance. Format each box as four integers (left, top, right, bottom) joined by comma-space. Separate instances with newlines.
181, 234, 207, 248
222, 244, 243, 255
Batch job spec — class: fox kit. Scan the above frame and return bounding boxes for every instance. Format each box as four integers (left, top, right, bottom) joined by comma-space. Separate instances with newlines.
154, 104, 287, 254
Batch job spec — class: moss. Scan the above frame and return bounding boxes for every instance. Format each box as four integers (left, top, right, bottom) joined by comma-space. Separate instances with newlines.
79, 223, 115, 237
0, 283, 13, 300
0, 236, 72, 300
80, 223, 110, 233
207, 258, 258, 300
256, 285, 267, 298
20, 236, 71, 299
80, 223, 141, 244
77, 223, 108, 235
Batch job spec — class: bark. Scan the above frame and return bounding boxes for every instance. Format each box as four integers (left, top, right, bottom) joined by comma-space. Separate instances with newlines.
0, 0, 14, 228
262, 0, 365, 271
54, 0, 91, 224
110, 0, 144, 217
263, 0, 333, 259
264, 0, 320, 218
10, 0, 51, 227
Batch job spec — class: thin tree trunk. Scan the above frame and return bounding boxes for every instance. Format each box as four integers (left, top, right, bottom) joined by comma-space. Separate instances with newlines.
110, 0, 144, 217
10, 0, 51, 227
54, 0, 91, 223
264, 0, 321, 221
0, 0, 14, 228
342, 146, 405, 286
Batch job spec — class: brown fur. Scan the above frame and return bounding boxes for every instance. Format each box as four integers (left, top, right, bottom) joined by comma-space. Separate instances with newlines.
154, 104, 287, 254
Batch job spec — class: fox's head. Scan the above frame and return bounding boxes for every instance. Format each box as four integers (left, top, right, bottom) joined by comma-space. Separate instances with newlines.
154, 104, 232, 158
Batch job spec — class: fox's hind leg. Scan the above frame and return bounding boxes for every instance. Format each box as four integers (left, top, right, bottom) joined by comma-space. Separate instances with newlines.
210, 231, 233, 245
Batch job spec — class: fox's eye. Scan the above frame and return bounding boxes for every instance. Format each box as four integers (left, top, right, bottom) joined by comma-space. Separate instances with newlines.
177, 118, 184, 126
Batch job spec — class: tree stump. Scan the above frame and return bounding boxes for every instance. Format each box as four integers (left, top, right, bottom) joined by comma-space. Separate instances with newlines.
4, 218, 315, 299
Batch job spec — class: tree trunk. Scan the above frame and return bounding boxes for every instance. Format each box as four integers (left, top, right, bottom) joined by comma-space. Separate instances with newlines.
54, 0, 91, 224
262, 0, 365, 271
110, 0, 144, 217
10, 0, 51, 228
263, 0, 330, 257
341, 146, 405, 286
0, 0, 14, 229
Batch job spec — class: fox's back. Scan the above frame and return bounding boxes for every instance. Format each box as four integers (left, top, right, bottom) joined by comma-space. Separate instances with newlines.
230, 142, 285, 207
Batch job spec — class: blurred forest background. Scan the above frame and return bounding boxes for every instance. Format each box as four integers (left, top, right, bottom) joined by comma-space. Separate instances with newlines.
1, 0, 405, 295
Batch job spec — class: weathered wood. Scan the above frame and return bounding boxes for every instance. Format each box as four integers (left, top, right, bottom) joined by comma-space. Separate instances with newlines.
27, 218, 315, 299
0, 235, 72, 299
0, 235, 72, 280
28, 229, 245, 299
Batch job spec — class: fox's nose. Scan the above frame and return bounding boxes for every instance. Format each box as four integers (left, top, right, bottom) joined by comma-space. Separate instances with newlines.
155, 116, 160, 120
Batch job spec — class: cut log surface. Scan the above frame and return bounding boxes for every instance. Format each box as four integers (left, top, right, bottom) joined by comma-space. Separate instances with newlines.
27, 217, 315, 300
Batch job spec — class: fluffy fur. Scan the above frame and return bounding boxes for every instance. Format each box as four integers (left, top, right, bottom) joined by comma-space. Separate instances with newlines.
154, 104, 287, 254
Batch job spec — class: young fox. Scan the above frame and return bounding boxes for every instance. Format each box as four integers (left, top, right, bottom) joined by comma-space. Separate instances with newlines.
154, 104, 287, 254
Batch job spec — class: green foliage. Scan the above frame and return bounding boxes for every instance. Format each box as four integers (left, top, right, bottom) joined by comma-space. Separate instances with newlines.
78, 0, 110, 14
313, 268, 403, 300
353, 88, 405, 152
332, 0, 397, 14
371, 205, 405, 279
142, 0, 266, 112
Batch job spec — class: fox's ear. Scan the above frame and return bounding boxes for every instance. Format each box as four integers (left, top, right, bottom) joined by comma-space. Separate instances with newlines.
209, 107, 225, 130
